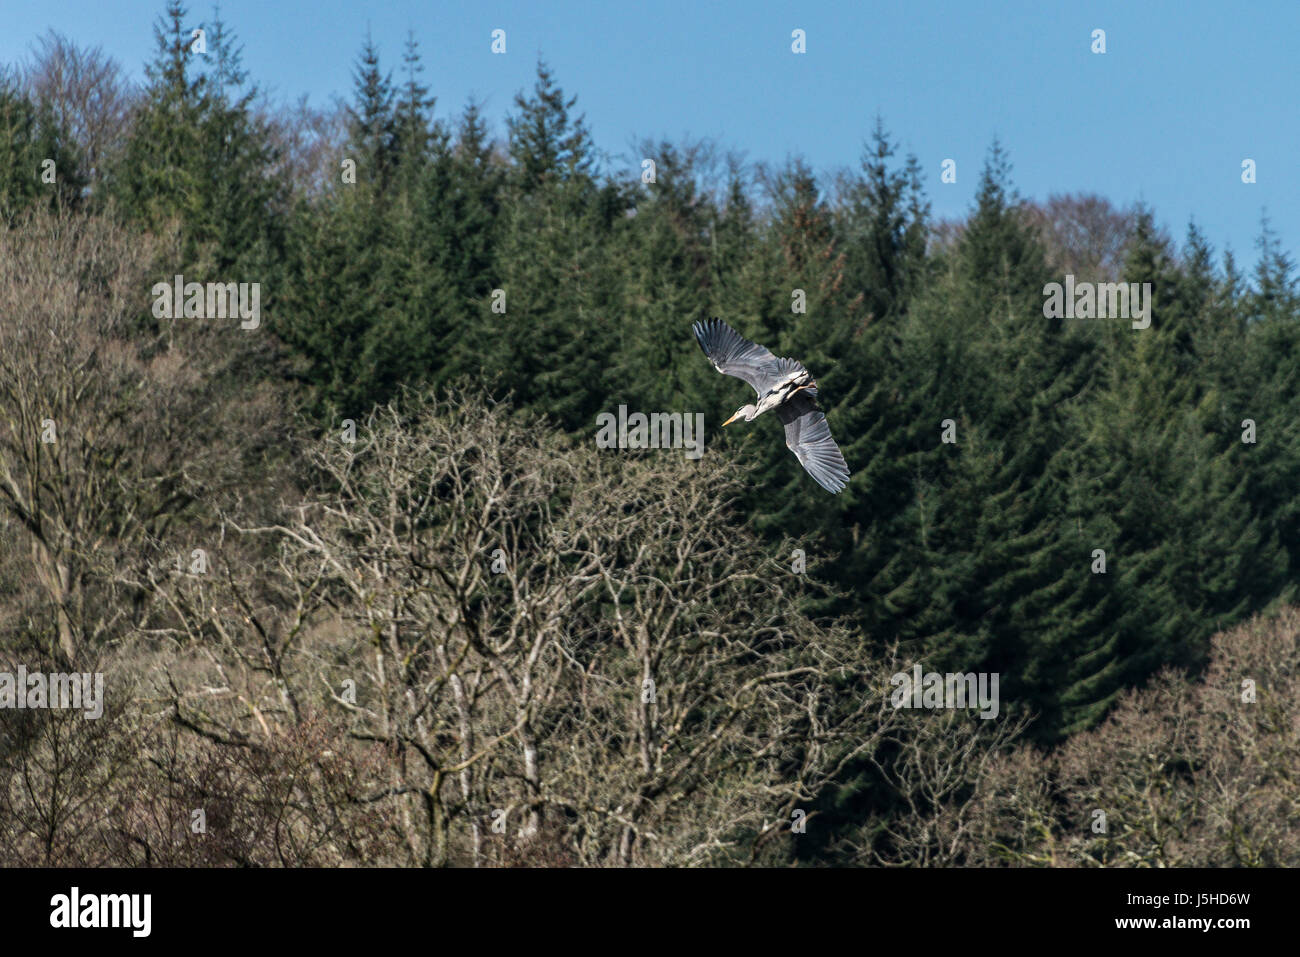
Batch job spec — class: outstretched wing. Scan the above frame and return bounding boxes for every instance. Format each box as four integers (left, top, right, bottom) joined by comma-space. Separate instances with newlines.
693, 318, 801, 397
775, 393, 851, 493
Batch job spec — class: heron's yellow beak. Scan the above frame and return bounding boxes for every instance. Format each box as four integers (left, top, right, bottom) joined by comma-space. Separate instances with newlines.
722, 411, 741, 426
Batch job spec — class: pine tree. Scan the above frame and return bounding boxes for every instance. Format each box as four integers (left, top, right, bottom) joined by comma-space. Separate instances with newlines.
612, 138, 717, 413
838, 118, 929, 326
478, 61, 623, 428
346, 34, 397, 196
281, 35, 486, 416
0, 75, 84, 221
423, 101, 505, 389
281, 37, 405, 414
1250, 212, 1298, 323
110, 2, 281, 273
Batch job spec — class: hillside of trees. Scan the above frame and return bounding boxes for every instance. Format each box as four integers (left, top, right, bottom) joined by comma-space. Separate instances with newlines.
1, 3, 1298, 866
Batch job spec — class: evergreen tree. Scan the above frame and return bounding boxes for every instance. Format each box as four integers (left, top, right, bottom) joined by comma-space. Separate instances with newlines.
0, 74, 84, 221
280, 34, 457, 416
111, 2, 281, 273
476, 61, 624, 428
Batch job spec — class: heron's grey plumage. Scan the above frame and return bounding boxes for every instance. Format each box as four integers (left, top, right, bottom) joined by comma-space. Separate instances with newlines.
692, 318, 850, 494
693, 318, 811, 399
776, 394, 851, 493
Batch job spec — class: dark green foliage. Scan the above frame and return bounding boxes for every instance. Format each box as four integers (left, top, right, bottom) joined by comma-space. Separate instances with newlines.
0, 74, 84, 221
109, 2, 283, 274
278, 32, 462, 417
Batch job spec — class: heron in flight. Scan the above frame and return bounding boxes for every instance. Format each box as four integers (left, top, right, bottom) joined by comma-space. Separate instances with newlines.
693, 318, 851, 493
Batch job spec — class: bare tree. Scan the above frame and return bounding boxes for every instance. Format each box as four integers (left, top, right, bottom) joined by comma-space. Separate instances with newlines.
137, 390, 925, 866
1023, 193, 1138, 282
0, 212, 164, 662
22, 31, 135, 190
260, 95, 350, 201
924, 609, 1300, 867
0, 209, 288, 664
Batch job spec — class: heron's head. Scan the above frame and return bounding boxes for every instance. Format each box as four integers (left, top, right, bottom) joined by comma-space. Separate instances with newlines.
722, 404, 757, 426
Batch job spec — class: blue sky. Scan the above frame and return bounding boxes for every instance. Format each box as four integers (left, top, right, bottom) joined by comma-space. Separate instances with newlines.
3, 0, 1296, 269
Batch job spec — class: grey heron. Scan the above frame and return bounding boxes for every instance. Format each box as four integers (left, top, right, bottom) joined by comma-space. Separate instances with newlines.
692, 318, 851, 493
